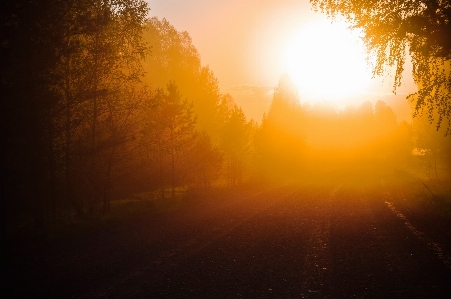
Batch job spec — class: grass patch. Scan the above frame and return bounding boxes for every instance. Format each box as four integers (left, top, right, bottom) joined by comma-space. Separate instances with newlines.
384, 169, 451, 219
3, 187, 213, 251
414, 179, 451, 217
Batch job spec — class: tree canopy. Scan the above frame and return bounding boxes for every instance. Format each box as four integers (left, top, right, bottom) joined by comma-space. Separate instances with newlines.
311, 0, 451, 134
0, 0, 150, 225
142, 17, 224, 137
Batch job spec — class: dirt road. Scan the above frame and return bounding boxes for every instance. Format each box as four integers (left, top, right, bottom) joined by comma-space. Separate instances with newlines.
3, 177, 451, 298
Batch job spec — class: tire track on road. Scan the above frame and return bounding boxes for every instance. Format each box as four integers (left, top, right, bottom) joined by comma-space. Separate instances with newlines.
326, 180, 451, 298
383, 192, 451, 269
92, 184, 299, 298
299, 184, 341, 299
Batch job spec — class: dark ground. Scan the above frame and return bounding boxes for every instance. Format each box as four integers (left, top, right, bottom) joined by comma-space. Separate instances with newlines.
2, 173, 451, 298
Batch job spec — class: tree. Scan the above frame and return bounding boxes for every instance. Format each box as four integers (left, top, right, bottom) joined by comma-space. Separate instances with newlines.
187, 132, 223, 188
0, 0, 96, 229
311, 0, 451, 134
221, 103, 251, 186
142, 17, 201, 99
46, 0, 149, 215
143, 18, 224, 138
254, 75, 306, 178
0, 0, 149, 234
144, 82, 197, 198
192, 66, 223, 137
413, 109, 451, 178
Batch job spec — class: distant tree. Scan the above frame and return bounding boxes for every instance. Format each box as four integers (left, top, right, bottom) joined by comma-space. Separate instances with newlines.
311, 0, 451, 134
144, 82, 197, 198
192, 66, 224, 137
187, 132, 223, 188
372, 101, 407, 161
391, 121, 414, 166
254, 76, 306, 178
374, 100, 398, 133
221, 103, 251, 186
413, 112, 451, 178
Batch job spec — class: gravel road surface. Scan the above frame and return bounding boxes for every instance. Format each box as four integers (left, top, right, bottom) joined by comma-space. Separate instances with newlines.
2, 177, 451, 298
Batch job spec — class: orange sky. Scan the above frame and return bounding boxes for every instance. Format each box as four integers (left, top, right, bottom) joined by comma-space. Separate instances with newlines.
148, 0, 417, 122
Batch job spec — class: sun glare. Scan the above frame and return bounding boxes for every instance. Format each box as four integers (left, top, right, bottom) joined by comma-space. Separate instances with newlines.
283, 20, 372, 103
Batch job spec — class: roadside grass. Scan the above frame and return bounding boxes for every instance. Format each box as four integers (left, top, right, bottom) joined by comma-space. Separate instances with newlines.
4, 181, 276, 253
384, 168, 451, 220
110, 188, 186, 219
377, 168, 451, 257
412, 179, 451, 218
3, 187, 222, 250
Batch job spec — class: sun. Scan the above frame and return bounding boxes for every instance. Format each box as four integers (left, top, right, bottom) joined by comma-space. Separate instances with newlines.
283, 20, 372, 104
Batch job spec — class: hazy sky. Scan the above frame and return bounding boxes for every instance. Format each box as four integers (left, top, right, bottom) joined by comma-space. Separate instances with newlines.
148, 1, 320, 87
147, 0, 416, 121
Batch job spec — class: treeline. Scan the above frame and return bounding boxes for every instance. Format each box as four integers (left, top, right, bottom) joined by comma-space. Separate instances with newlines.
0, 1, 255, 234
256, 76, 451, 180
257, 76, 405, 178
1, 0, 151, 231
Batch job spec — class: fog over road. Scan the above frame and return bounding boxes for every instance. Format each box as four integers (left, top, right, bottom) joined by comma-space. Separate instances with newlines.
3, 177, 451, 298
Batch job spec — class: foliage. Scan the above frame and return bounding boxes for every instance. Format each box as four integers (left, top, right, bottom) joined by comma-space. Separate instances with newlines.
221, 103, 253, 186
254, 75, 415, 179
142, 17, 224, 137
412, 110, 451, 178
142, 18, 256, 187
1, 0, 150, 231
142, 82, 197, 198
187, 132, 224, 188
311, 0, 451, 134
255, 76, 307, 178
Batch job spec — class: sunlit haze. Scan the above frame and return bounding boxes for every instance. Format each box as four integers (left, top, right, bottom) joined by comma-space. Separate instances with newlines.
148, 0, 416, 120
3, 1, 451, 296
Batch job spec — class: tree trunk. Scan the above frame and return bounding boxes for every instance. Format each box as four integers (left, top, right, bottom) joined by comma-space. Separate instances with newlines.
171, 129, 175, 199
64, 56, 75, 216
159, 142, 165, 200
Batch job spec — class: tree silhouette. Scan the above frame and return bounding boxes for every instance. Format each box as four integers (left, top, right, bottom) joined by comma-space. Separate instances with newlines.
311, 0, 451, 134
144, 82, 196, 198
187, 132, 223, 188
143, 18, 224, 139
255, 76, 306, 178
221, 104, 250, 186
0, 0, 149, 232
413, 110, 451, 178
